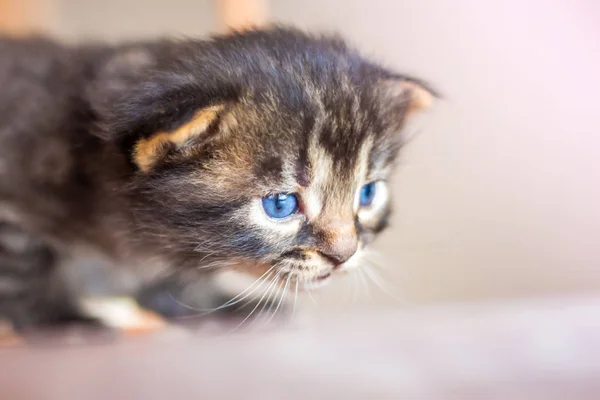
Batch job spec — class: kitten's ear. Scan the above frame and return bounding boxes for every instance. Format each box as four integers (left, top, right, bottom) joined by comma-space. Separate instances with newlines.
133, 105, 224, 172
379, 77, 438, 121
86, 46, 238, 172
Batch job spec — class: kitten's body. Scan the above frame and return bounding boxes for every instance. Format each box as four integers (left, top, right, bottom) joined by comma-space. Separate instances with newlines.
0, 38, 136, 326
0, 27, 433, 329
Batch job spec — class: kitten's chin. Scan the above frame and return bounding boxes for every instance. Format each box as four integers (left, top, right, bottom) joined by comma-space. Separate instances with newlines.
299, 272, 333, 291
220, 251, 365, 292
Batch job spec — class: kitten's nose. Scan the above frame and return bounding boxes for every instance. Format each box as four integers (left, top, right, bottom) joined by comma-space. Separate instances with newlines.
319, 233, 358, 266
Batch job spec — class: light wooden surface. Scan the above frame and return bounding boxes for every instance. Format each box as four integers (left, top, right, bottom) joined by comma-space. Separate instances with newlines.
1, 295, 599, 399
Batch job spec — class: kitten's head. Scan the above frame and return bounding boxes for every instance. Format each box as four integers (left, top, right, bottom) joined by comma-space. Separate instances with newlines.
92, 27, 435, 288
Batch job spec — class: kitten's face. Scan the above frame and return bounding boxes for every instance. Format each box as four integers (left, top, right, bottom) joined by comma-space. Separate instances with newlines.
186, 96, 396, 288
99, 28, 433, 289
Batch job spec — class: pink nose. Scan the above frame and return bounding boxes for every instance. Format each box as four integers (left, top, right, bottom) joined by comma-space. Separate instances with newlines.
319, 233, 358, 266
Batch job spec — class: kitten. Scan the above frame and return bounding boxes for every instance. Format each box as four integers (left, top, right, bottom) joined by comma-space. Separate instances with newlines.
0, 26, 434, 330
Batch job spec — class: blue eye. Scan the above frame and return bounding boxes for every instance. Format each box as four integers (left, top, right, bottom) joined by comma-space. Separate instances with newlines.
262, 193, 299, 219
359, 182, 377, 207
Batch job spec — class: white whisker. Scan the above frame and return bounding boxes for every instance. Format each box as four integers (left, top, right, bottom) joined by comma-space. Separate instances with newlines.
178, 266, 277, 319
166, 290, 203, 313
341, 273, 351, 304
260, 277, 284, 324
291, 278, 299, 319
196, 259, 235, 270
230, 272, 281, 333
210, 266, 276, 311
307, 285, 317, 304
358, 268, 371, 298
265, 273, 291, 326
363, 265, 409, 305
351, 272, 359, 304
255, 275, 283, 322
360, 250, 408, 284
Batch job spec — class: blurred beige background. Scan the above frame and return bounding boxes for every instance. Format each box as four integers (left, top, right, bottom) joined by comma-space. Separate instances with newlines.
2, 0, 599, 310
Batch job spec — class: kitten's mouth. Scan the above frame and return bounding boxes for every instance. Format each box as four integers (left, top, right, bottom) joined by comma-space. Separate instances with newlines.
230, 259, 338, 291
316, 272, 332, 280
299, 272, 333, 291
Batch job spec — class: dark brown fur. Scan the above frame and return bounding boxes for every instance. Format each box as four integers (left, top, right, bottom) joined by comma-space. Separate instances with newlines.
0, 26, 433, 329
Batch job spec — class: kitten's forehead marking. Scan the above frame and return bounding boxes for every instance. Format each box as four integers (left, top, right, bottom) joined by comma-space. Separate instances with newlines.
304, 136, 332, 219
304, 108, 377, 220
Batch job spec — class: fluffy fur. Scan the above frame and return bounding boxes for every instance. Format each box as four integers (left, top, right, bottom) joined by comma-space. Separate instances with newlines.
0, 26, 434, 329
